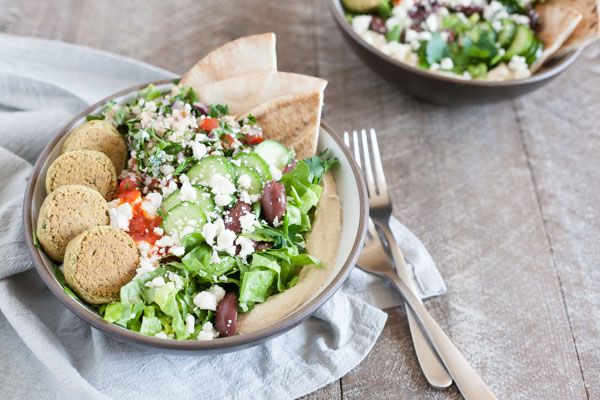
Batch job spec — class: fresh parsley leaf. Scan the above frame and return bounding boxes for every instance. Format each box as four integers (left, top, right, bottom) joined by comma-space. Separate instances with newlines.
174, 157, 191, 176
303, 149, 339, 183
245, 114, 257, 125
86, 115, 104, 121
139, 84, 162, 101
162, 142, 184, 155
186, 87, 199, 104
173, 77, 181, 85
208, 104, 229, 118
114, 107, 127, 126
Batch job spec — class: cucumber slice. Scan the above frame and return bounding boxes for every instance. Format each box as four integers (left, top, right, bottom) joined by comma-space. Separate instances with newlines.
525, 37, 543, 65
497, 18, 516, 48
162, 201, 206, 236
186, 155, 234, 186
504, 24, 534, 60
235, 165, 263, 196
233, 152, 271, 182
254, 140, 291, 170
161, 185, 215, 213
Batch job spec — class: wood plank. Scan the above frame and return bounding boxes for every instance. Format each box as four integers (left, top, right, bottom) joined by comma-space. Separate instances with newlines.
514, 42, 600, 399
314, 0, 587, 398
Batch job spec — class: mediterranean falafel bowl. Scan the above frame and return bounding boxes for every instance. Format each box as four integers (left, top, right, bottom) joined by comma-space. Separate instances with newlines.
23, 35, 367, 354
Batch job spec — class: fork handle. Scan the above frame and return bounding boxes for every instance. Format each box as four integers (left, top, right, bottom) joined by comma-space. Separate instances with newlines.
373, 221, 452, 389
381, 268, 498, 400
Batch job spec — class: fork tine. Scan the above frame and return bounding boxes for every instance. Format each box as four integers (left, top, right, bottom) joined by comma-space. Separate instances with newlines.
352, 130, 362, 169
343, 131, 350, 147
369, 129, 388, 196
361, 129, 377, 196
367, 218, 378, 238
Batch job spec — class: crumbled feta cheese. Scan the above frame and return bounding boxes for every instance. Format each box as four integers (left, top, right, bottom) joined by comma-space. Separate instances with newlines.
430, 63, 441, 71
508, 55, 531, 79
167, 271, 184, 290
269, 165, 282, 181
236, 236, 256, 259
510, 14, 530, 26
160, 164, 175, 176
441, 57, 454, 70
193, 291, 217, 311
352, 15, 372, 34
145, 276, 166, 288
155, 235, 175, 247
209, 175, 236, 196
202, 222, 218, 246
142, 192, 162, 216
239, 212, 257, 234
237, 174, 252, 190
185, 314, 195, 334
191, 142, 207, 160
216, 229, 237, 255
425, 13, 438, 31
169, 246, 185, 257
153, 227, 164, 235
211, 249, 221, 264
180, 181, 196, 201
208, 285, 226, 304
215, 194, 232, 207
109, 202, 133, 231
154, 332, 168, 339
162, 180, 178, 197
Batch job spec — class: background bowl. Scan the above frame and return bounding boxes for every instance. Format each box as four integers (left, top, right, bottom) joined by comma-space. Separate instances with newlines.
23, 80, 368, 355
329, 0, 582, 104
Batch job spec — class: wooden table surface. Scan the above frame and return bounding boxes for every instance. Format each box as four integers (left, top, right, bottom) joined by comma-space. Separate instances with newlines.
2, 1, 599, 399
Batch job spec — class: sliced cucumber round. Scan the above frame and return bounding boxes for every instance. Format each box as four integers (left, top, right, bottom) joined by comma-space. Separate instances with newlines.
504, 24, 535, 60
233, 152, 271, 182
186, 155, 235, 186
253, 140, 291, 170
161, 185, 215, 214
498, 18, 516, 48
162, 201, 206, 236
235, 165, 263, 196
525, 37, 544, 65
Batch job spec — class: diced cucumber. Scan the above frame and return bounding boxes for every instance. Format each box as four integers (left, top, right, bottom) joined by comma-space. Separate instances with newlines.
235, 165, 263, 197
504, 24, 535, 60
186, 155, 234, 186
254, 140, 292, 170
233, 152, 272, 182
162, 201, 206, 236
497, 18, 516, 48
386, 25, 402, 42
161, 185, 215, 213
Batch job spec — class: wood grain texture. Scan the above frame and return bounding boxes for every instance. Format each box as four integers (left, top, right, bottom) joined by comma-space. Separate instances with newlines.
2, 0, 599, 398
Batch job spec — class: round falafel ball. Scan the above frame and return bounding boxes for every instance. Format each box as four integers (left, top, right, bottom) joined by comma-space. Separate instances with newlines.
63, 226, 139, 304
62, 120, 128, 173
45, 150, 118, 201
36, 185, 109, 262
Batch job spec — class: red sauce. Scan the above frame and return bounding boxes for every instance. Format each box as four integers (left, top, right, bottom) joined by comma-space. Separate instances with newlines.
117, 178, 163, 245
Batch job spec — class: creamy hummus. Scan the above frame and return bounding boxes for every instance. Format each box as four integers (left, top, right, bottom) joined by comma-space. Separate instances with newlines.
237, 171, 342, 333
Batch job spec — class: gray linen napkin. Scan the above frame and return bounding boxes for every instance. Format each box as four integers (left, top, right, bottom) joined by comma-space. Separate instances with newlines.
0, 34, 445, 400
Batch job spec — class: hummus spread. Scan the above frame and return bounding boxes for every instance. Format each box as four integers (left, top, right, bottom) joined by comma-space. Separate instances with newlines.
237, 171, 342, 333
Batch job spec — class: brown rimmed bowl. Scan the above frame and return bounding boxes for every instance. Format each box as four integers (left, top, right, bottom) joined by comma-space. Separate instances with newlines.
23, 79, 368, 355
329, 0, 582, 104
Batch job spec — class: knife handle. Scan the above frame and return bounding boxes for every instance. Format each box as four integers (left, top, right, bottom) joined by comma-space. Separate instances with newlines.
373, 220, 452, 389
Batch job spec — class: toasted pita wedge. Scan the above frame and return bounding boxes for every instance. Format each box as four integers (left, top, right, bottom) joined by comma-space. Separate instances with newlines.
243, 90, 324, 159
531, 3, 582, 72
179, 33, 277, 88
553, 0, 600, 57
195, 72, 327, 116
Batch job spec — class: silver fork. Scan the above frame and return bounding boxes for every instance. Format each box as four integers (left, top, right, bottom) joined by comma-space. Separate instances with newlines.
345, 129, 452, 390
346, 129, 497, 400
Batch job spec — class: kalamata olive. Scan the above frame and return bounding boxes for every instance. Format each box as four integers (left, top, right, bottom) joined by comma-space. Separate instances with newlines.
254, 241, 273, 251
192, 102, 208, 115
369, 15, 387, 35
261, 181, 286, 225
282, 159, 298, 175
215, 293, 238, 337
224, 202, 251, 234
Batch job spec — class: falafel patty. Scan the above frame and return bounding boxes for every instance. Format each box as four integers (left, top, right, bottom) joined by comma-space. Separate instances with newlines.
36, 185, 109, 262
46, 150, 118, 200
62, 120, 128, 173
63, 226, 139, 304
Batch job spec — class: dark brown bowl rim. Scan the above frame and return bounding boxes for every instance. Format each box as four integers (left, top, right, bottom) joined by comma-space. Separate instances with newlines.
328, 0, 582, 87
23, 79, 368, 352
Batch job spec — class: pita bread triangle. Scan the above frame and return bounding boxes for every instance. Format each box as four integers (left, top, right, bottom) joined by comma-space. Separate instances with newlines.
531, 3, 582, 72
179, 33, 277, 88
242, 90, 324, 159
193, 71, 327, 117
553, 0, 600, 57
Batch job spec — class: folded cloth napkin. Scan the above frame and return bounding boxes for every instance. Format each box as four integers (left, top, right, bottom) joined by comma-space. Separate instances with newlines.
0, 34, 446, 400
